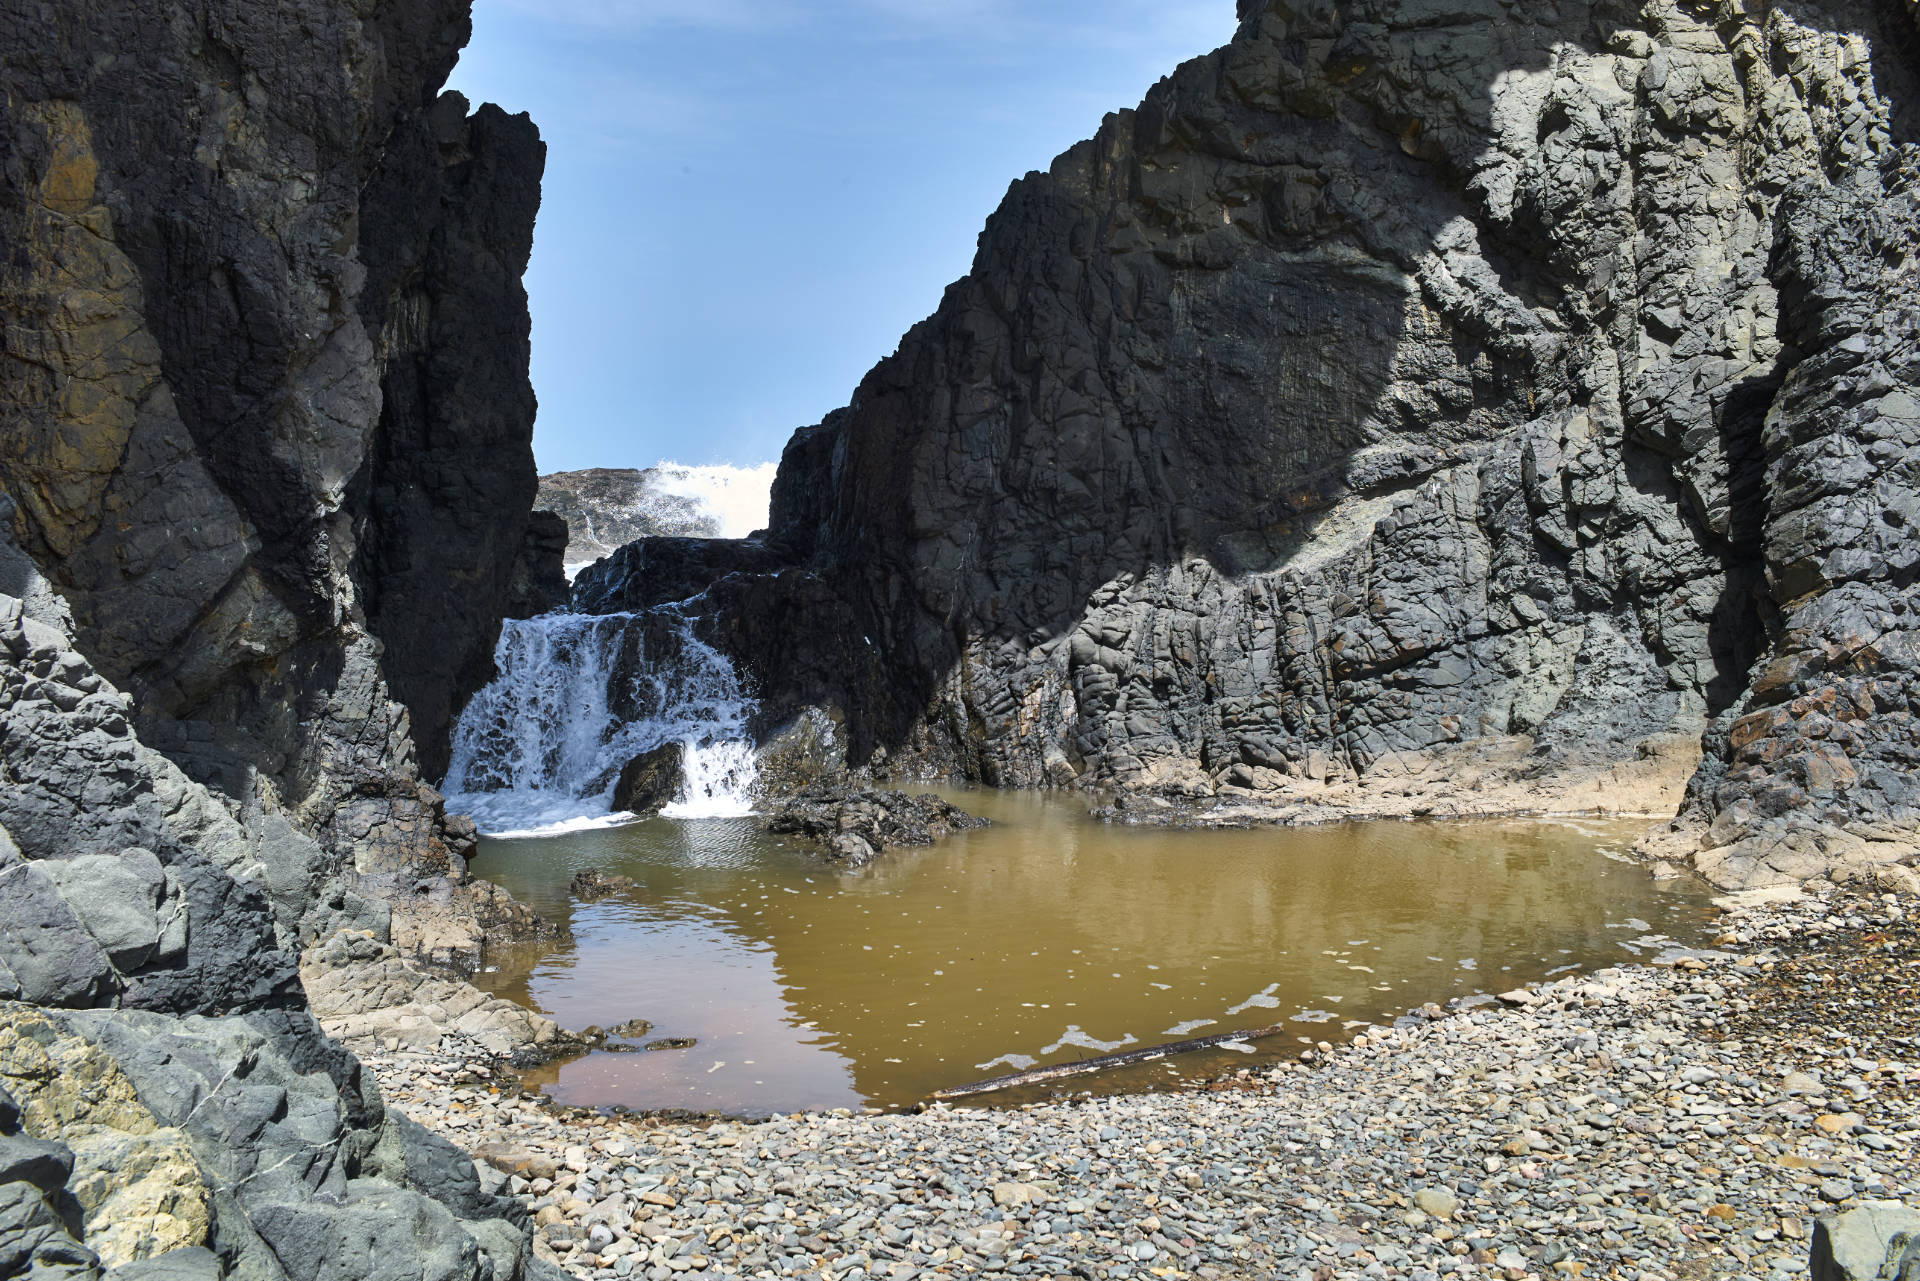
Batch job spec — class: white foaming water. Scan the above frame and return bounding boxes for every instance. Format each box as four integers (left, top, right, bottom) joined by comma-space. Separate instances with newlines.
662, 740, 759, 819
442, 611, 759, 836
653, 461, 777, 539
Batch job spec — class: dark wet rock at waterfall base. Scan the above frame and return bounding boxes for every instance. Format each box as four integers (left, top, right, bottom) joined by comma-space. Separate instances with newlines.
570, 868, 641, 901
764, 787, 988, 867
612, 742, 684, 814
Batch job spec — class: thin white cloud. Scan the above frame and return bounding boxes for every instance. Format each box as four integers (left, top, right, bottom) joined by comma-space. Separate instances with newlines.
484, 0, 1235, 51
488, 0, 772, 32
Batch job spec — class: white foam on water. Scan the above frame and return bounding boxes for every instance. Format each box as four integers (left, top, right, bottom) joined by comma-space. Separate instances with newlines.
455, 796, 644, 840
1040, 1026, 1137, 1056
1224, 983, 1281, 1016
1163, 1019, 1217, 1037
653, 461, 778, 539
442, 610, 760, 836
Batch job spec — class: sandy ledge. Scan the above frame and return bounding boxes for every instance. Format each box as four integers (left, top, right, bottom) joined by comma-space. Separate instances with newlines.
352, 884, 1918, 1281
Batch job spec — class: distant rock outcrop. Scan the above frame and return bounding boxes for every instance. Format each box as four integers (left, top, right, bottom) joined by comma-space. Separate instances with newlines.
538, 468, 721, 570
580, 0, 1920, 892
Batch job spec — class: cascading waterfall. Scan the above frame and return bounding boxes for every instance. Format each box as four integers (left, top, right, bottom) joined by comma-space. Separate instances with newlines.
442, 611, 760, 835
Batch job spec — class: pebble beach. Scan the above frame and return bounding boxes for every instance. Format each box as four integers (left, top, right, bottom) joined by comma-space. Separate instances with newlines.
362, 884, 1919, 1281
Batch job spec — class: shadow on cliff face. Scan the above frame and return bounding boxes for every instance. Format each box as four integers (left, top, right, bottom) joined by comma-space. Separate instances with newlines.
0, 5, 559, 799
580, 0, 1920, 802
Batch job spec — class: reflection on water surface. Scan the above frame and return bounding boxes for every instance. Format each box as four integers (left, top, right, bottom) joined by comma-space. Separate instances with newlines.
467, 790, 1715, 1115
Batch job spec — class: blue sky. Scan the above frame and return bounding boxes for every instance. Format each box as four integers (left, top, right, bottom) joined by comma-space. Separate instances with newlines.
448, 0, 1239, 473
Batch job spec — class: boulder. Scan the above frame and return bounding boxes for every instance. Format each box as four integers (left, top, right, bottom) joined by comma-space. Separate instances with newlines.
570, 869, 641, 902
299, 931, 564, 1057
1812, 1203, 1920, 1281
764, 788, 988, 868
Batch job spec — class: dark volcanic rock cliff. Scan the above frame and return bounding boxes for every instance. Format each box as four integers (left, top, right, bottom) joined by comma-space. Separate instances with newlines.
579, 0, 1920, 890
0, 1, 562, 1274
356, 92, 568, 783
0, 0, 558, 959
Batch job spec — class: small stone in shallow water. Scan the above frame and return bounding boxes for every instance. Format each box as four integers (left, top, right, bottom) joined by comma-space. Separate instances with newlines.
571, 868, 640, 901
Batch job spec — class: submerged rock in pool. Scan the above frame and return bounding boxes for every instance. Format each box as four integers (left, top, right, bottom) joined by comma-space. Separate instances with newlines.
764, 787, 988, 867
570, 868, 640, 901
644, 1037, 697, 1052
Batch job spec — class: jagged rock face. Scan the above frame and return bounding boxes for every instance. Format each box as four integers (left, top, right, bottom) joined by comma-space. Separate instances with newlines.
1689, 154, 1920, 886
538, 468, 722, 570
0, 0, 557, 915
355, 92, 563, 783
584, 0, 1920, 886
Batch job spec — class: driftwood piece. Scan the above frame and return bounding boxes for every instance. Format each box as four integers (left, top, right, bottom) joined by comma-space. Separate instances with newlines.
929, 1022, 1292, 1101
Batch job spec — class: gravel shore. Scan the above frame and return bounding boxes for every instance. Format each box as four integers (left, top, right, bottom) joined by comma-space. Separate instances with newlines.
362, 884, 1918, 1281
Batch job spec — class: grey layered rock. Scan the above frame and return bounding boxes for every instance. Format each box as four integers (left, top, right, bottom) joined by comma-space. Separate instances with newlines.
109, 1249, 224, 1281
1687, 158, 1920, 888
578, 0, 1920, 886
0, 568, 552, 1275
58, 1005, 553, 1281
0, 1134, 75, 1198
1812, 1202, 1920, 1281
0, 596, 298, 1015
0, 1181, 97, 1279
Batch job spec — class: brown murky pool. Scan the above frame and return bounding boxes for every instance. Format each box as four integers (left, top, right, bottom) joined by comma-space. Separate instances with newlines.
468, 790, 1716, 1116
